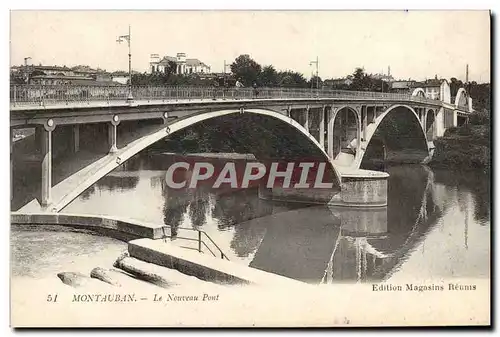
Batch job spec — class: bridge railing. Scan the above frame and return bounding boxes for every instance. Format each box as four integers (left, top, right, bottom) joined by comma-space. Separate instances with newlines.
161, 225, 230, 261
10, 84, 441, 107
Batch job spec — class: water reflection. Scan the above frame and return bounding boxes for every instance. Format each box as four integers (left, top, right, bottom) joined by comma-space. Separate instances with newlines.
324, 165, 443, 283
249, 206, 341, 282
65, 153, 490, 283
432, 169, 490, 224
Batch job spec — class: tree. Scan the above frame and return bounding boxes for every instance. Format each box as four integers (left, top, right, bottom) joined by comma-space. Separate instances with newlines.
469, 82, 490, 113
31, 70, 46, 77
277, 70, 308, 88
230, 54, 262, 86
10, 71, 25, 84
449, 77, 464, 97
308, 75, 323, 89
165, 61, 177, 77
350, 67, 368, 91
258, 65, 279, 87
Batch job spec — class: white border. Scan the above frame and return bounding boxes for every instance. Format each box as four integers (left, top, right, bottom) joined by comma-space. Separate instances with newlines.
2, 2, 497, 334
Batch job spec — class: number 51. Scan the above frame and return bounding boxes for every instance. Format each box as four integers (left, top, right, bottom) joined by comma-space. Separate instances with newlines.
47, 294, 58, 302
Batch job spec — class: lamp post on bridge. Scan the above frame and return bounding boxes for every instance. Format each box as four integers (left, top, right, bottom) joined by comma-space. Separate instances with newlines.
117, 25, 134, 102
23, 56, 32, 84
310, 56, 319, 95
223, 60, 231, 99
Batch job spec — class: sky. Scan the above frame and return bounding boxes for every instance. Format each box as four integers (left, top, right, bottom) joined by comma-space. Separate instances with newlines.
10, 10, 491, 82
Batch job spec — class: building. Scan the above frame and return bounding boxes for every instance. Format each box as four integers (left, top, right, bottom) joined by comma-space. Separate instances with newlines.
149, 53, 211, 75
389, 77, 451, 102
390, 80, 417, 93
418, 78, 451, 102
110, 71, 130, 85
11, 63, 122, 87
32, 65, 75, 77
371, 73, 394, 83
371, 66, 394, 83
323, 77, 353, 88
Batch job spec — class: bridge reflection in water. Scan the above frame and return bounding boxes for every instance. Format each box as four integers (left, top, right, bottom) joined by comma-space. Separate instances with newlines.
248, 165, 441, 283
64, 153, 489, 284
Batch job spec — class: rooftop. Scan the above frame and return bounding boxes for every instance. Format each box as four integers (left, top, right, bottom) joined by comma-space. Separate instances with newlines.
186, 58, 209, 67
152, 55, 209, 68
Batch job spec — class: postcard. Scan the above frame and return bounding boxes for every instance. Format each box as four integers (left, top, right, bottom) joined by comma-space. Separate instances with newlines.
9, 10, 491, 327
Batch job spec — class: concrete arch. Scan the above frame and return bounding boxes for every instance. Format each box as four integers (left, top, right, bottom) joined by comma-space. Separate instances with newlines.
412, 88, 426, 98
330, 105, 361, 165
53, 108, 342, 212
455, 88, 468, 108
332, 105, 360, 123
331, 105, 361, 138
357, 104, 428, 169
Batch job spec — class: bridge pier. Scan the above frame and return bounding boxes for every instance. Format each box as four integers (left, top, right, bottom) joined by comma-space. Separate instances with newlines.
420, 108, 427, 133
73, 125, 80, 153
319, 106, 325, 148
362, 106, 368, 141
356, 106, 362, 154
436, 107, 445, 137
304, 106, 310, 133
327, 107, 335, 159
331, 170, 389, 207
258, 169, 389, 207
108, 123, 118, 153
40, 128, 52, 208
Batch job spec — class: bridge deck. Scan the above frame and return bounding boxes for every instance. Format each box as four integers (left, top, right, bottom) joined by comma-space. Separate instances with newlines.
11, 97, 460, 113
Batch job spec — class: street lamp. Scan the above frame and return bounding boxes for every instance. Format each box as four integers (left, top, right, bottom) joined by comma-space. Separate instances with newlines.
23, 57, 32, 83
310, 56, 319, 92
117, 25, 133, 102
223, 60, 232, 100
223, 60, 231, 87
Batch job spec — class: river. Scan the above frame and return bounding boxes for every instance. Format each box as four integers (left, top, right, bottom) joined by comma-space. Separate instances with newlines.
13, 151, 490, 284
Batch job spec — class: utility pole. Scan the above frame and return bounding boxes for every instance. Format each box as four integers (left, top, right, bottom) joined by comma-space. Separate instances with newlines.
466, 64, 470, 100
316, 56, 319, 90
117, 25, 133, 102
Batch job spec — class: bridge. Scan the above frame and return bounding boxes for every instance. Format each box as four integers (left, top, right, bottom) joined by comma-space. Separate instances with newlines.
10, 85, 472, 213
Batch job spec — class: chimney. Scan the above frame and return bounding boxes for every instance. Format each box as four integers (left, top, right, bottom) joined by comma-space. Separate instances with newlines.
150, 54, 160, 64
176, 53, 186, 63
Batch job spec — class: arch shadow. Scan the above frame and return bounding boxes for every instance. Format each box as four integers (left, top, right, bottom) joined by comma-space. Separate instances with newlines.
359, 105, 429, 169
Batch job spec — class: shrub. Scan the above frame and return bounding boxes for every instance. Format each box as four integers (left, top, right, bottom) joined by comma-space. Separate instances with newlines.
469, 110, 490, 126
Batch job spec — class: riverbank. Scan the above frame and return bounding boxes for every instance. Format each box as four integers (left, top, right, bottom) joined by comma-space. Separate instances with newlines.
430, 122, 490, 173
